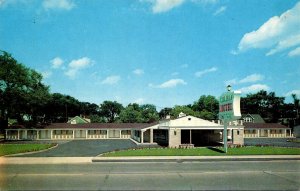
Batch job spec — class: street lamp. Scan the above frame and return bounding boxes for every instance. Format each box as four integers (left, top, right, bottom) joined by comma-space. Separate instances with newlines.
227, 85, 232, 92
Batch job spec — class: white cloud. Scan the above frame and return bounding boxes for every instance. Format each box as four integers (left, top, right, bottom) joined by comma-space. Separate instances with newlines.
50, 57, 64, 69
285, 90, 300, 97
195, 67, 217, 78
239, 74, 264, 84
213, 6, 226, 16
147, 0, 185, 13
149, 78, 187, 88
225, 73, 264, 85
133, 69, 144, 75
238, 84, 270, 94
65, 57, 92, 79
101, 75, 121, 85
288, 46, 300, 57
43, 0, 75, 10
237, 2, 300, 57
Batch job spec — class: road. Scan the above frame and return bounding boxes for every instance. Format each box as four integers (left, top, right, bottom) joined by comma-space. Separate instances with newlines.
1, 160, 299, 190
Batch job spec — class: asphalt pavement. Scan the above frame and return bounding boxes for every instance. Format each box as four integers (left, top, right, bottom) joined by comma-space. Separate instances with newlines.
1, 160, 299, 190
17, 139, 144, 157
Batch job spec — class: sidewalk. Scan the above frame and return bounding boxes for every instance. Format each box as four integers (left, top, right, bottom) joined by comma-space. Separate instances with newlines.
1, 155, 300, 164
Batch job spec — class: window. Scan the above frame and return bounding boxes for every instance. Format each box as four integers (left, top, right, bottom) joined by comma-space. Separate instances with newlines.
237, 130, 240, 135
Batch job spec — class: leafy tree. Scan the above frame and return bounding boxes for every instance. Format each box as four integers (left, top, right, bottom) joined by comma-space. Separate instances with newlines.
140, 104, 159, 123
170, 105, 196, 118
159, 107, 172, 119
90, 114, 107, 123
119, 104, 143, 123
192, 95, 219, 119
241, 90, 285, 122
99, 101, 123, 123
0, 51, 50, 128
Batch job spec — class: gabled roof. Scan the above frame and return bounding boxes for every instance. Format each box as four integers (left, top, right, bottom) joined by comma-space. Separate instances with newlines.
67, 116, 90, 124
244, 123, 290, 129
242, 114, 265, 123
166, 115, 222, 127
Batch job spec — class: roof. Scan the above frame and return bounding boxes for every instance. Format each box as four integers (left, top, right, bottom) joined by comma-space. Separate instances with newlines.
244, 123, 290, 129
45, 122, 159, 130
67, 116, 90, 124
242, 114, 265, 123
164, 115, 222, 127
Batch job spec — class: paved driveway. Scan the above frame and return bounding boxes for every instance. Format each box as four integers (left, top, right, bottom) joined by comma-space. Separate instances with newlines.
244, 138, 300, 147
19, 139, 139, 157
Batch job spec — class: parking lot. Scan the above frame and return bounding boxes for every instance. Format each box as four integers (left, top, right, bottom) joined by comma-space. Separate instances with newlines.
17, 139, 141, 157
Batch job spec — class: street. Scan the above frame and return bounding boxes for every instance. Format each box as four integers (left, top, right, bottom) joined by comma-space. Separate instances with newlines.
1, 160, 299, 190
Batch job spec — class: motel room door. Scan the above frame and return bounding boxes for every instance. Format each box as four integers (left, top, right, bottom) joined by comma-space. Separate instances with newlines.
108, 130, 120, 138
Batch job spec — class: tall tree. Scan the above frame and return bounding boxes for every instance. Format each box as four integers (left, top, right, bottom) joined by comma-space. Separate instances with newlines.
192, 95, 219, 119
99, 101, 123, 123
159, 107, 172, 119
119, 104, 143, 123
0, 51, 50, 128
241, 90, 284, 122
140, 104, 159, 123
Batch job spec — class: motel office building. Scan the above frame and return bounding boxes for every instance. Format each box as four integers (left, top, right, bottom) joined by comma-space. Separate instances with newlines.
5, 115, 245, 147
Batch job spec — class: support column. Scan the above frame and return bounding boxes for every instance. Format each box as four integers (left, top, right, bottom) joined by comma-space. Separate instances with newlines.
150, 129, 153, 143
119, 130, 122, 139
141, 130, 144, 143
17, 130, 20, 140
72, 130, 75, 139
5, 130, 8, 140
257, 130, 260, 137
51, 130, 53, 140
267, 129, 270, 137
36, 130, 39, 140
86, 130, 89, 139
189, 129, 192, 144
24, 130, 28, 140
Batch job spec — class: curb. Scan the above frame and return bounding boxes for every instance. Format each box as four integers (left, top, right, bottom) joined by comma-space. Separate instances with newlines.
92, 155, 300, 163
3, 144, 58, 157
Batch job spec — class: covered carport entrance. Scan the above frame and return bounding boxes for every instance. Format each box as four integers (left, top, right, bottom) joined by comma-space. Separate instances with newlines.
153, 129, 169, 146
181, 129, 222, 147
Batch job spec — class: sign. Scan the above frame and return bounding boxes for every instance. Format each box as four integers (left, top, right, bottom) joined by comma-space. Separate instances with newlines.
219, 90, 241, 121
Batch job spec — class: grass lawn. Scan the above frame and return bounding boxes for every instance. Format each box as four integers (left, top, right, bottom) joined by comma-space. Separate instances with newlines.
103, 147, 300, 157
0, 144, 56, 156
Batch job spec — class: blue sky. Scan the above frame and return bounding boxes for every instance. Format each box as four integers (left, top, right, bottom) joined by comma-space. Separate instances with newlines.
1, 0, 300, 109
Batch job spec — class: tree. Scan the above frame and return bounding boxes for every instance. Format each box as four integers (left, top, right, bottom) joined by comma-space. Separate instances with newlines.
192, 95, 219, 120
140, 104, 159, 123
241, 90, 285, 122
119, 104, 143, 123
170, 105, 196, 118
159, 107, 172, 119
0, 51, 50, 128
99, 101, 123, 123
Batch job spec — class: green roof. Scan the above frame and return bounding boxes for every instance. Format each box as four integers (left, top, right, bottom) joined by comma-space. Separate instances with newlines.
67, 116, 90, 124
242, 114, 265, 123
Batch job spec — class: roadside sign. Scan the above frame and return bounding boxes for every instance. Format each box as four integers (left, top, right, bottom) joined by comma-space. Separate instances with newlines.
219, 90, 241, 121
219, 86, 241, 153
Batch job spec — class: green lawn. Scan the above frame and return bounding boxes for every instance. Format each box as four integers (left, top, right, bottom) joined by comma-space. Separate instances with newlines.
103, 147, 300, 157
0, 144, 56, 156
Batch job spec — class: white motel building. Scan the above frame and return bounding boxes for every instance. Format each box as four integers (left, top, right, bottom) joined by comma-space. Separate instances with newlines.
5, 112, 293, 147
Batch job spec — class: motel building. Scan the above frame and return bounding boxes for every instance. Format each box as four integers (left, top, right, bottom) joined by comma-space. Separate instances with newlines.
5, 113, 245, 147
